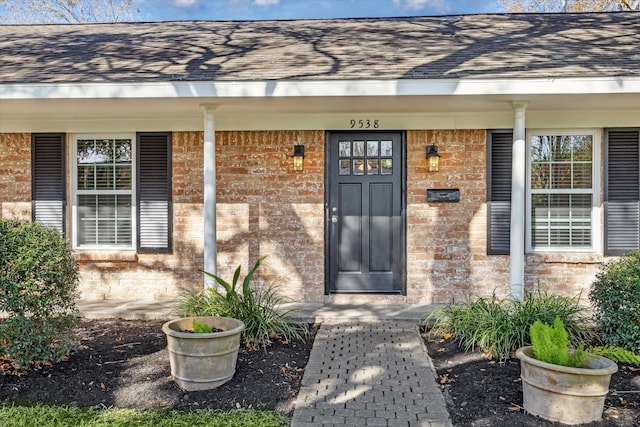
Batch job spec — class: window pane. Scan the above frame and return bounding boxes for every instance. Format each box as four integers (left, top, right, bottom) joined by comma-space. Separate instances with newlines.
78, 194, 132, 246
353, 159, 364, 175
550, 136, 572, 162
367, 159, 379, 175
115, 164, 132, 189
531, 194, 591, 248
551, 163, 571, 189
95, 165, 113, 189
353, 141, 365, 157
77, 165, 95, 190
531, 163, 549, 189
339, 159, 351, 175
76, 138, 132, 191
367, 140, 379, 157
381, 159, 393, 175
531, 135, 592, 190
339, 141, 351, 157
115, 139, 132, 162
380, 141, 392, 157
530, 136, 550, 163
573, 163, 592, 189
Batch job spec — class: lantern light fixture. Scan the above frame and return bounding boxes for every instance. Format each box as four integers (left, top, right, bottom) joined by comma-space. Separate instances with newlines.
426, 144, 440, 172
292, 144, 305, 172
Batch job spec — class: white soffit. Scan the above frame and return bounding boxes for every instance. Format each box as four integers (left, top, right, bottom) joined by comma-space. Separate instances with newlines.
2, 76, 640, 100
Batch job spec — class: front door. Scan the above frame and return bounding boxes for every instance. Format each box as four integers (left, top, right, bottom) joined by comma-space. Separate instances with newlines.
326, 131, 405, 293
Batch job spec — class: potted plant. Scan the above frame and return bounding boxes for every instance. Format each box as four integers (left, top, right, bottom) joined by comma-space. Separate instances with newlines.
162, 316, 245, 391
164, 256, 306, 390
516, 317, 618, 425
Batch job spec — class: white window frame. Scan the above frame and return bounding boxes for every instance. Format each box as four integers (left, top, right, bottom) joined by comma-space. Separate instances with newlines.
525, 129, 601, 253
71, 133, 137, 250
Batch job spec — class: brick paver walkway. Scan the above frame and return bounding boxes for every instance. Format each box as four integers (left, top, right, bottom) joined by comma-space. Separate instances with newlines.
291, 320, 452, 427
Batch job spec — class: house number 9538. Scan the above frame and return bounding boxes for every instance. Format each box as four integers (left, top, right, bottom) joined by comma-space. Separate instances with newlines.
350, 119, 379, 129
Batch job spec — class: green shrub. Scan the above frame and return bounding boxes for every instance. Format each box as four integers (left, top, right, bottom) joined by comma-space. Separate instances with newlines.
0, 220, 79, 368
590, 345, 640, 365
175, 256, 307, 349
0, 315, 78, 368
510, 289, 594, 348
590, 250, 640, 353
426, 293, 514, 360
530, 317, 589, 368
427, 290, 592, 362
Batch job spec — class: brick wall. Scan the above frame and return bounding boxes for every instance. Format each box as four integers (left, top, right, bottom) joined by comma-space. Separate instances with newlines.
0, 133, 31, 220
405, 130, 603, 304
77, 130, 326, 301
215, 130, 326, 302
77, 131, 205, 300
0, 130, 606, 303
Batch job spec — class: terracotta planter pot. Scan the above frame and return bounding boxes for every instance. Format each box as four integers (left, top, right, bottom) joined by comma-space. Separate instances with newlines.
162, 316, 245, 391
516, 346, 618, 425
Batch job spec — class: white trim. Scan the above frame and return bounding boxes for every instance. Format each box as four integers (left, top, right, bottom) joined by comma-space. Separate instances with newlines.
2, 76, 640, 100
2, 110, 639, 134
70, 133, 137, 251
525, 129, 601, 254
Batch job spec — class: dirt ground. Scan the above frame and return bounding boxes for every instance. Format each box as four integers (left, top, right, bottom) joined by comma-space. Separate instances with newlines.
0, 319, 317, 414
423, 332, 640, 427
1, 319, 638, 426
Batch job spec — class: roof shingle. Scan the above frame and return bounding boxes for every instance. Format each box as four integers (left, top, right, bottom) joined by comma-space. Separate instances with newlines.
1, 12, 639, 84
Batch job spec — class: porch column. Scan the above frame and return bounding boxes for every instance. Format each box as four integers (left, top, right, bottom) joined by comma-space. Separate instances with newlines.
510, 102, 527, 300
202, 104, 217, 286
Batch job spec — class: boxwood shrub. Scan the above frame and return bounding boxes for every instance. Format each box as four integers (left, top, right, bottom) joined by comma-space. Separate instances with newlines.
0, 220, 79, 368
590, 250, 640, 353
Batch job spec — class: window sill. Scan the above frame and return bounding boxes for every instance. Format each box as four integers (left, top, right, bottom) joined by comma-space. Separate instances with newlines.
73, 251, 138, 263
526, 252, 603, 264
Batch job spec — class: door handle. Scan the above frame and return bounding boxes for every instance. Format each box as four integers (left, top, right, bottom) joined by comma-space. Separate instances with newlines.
331, 215, 338, 224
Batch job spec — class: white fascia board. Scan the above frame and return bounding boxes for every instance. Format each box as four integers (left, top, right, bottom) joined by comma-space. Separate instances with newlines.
1, 76, 640, 100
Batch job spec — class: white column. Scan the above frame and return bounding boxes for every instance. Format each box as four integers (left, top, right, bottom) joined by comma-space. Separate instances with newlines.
510, 102, 527, 301
202, 104, 217, 287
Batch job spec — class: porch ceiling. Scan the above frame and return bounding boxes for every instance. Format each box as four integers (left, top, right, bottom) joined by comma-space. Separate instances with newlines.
2, 92, 640, 121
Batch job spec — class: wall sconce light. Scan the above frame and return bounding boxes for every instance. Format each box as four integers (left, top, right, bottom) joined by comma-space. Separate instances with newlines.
426, 144, 440, 172
292, 144, 305, 172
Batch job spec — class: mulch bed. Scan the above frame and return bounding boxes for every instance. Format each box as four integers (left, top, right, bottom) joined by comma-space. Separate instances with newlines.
0, 319, 317, 414
1, 319, 638, 426
423, 331, 640, 427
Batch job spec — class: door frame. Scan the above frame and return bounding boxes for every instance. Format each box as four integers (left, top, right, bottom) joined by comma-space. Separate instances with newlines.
323, 130, 408, 295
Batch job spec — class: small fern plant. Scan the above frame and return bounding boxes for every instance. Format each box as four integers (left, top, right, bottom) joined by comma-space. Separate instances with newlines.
590, 346, 640, 365
192, 318, 212, 334
530, 317, 590, 368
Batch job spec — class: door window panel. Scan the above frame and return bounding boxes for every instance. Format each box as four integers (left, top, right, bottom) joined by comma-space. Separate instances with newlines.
337, 138, 393, 176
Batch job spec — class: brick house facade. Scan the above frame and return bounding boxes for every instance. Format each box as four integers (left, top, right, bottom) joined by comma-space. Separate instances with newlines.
1, 13, 639, 304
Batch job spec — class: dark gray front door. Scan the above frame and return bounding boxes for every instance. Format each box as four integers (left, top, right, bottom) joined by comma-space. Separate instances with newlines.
326, 132, 405, 293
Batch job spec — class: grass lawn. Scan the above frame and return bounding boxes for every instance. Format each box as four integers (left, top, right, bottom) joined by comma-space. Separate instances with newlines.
0, 403, 287, 427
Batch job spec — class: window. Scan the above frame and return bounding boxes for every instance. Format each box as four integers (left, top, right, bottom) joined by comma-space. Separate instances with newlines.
527, 131, 599, 252
73, 135, 135, 249
68, 132, 172, 252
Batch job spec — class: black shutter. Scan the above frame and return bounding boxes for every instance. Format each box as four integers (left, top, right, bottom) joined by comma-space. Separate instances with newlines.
605, 129, 640, 256
31, 133, 66, 234
137, 132, 172, 253
487, 130, 513, 255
